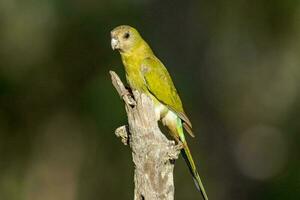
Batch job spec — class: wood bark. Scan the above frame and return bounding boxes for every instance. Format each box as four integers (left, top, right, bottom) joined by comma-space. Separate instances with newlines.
110, 71, 182, 200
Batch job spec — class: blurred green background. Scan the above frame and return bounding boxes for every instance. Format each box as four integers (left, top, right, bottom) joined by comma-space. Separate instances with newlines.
0, 0, 300, 199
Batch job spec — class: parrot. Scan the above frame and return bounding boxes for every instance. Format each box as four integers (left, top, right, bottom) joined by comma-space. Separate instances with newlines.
111, 25, 208, 200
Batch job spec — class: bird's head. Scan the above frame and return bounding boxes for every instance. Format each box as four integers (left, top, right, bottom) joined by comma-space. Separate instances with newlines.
110, 25, 144, 54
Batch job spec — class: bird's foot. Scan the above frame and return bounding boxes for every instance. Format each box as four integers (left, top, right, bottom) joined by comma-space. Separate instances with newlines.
121, 89, 136, 107
167, 140, 183, 161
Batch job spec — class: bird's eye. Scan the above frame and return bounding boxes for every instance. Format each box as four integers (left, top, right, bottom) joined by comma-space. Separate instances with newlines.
123, 32, 130, 39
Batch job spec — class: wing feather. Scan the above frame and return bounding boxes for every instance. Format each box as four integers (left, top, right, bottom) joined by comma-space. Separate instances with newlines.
141, 57, 194, 136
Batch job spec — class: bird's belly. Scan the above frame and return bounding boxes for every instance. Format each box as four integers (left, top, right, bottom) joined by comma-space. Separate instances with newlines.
126, 73, 146, 91
154, 100, 168, 121
124, 67, 169, 121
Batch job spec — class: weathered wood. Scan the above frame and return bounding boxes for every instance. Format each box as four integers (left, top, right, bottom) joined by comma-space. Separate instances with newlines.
110, 71, 182, 200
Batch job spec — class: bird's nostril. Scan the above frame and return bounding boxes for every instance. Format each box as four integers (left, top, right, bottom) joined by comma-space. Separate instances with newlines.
110, 31, 115, 38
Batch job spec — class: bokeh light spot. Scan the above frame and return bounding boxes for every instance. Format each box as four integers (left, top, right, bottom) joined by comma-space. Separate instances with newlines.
234, 125, 288, 180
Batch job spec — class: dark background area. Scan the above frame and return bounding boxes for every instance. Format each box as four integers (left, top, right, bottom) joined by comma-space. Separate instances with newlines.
0, 0, 299, 199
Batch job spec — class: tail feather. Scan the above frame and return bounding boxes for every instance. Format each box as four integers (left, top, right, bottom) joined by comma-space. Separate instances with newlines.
165, 113, 208, 199
181, 143, 208, 200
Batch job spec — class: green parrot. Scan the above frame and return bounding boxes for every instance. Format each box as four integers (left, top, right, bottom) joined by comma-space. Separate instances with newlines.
111, 25, 208, 200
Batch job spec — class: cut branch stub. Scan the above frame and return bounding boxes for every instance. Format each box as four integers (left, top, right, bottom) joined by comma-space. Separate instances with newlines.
115, 125, 130, 146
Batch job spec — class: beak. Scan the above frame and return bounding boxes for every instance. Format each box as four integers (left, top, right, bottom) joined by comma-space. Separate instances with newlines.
111, 38, 119, 50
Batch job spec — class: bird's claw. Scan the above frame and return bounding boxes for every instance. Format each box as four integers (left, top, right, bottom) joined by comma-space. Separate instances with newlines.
174, 141, 184, 151
121, 89, 131, 97
167, 140, 183, 161
121, 90, 136, 106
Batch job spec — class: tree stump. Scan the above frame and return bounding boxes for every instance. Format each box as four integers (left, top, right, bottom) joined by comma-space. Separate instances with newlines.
110, 71, 182, 200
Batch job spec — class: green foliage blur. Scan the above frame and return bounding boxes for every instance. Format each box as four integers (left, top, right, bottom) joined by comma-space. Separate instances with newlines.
0, 0, 299, 199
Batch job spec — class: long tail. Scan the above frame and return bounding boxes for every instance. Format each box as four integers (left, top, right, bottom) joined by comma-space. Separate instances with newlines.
181, 142, 208, 200
176, 118, 208, 200
164, 111, 208, 199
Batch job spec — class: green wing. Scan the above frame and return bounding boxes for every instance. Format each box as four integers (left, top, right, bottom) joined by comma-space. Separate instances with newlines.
141, 57, 194, 135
